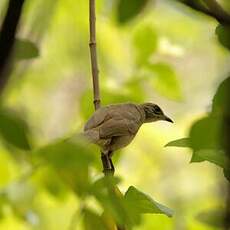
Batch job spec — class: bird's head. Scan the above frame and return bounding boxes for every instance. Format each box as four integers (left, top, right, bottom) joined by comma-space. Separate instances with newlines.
142, 103, 173, 123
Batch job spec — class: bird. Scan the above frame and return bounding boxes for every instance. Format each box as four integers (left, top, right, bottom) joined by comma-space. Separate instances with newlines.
84, 102, 173, 173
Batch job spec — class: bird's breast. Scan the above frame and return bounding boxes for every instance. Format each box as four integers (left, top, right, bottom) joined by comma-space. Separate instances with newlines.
109, 134, 136, 152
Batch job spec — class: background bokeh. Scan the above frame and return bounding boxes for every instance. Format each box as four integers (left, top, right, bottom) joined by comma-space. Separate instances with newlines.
0, 0, 230, 229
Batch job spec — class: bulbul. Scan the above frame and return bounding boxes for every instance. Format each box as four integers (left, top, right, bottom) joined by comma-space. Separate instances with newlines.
84, 102, 173, 172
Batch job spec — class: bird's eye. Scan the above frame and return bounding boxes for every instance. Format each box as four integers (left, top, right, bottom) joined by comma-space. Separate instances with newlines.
153, 105, 162, 114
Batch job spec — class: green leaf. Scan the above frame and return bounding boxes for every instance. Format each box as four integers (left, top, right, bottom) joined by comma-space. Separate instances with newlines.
133, 24, 158, 65
191, 149, 229, 169
35, 139, 95, 168
0, 108, 31, 150
216, 24, 230, 51
117, 0, 149, 24
91, 177, 140, 228
196, 208, 226, 228
125, 186, 173, 217
34, 139, 96, 196
223, 168, 230, 182
91, 176, 121, 192
212, 76, 230, 115
190, 152, 204, 163
165, 138, 190, 147
35, 166, 68, 199
83, 208, 107, 230
189, 116, 222, 151
146, 63, 183, 100
14, 39, 39, 60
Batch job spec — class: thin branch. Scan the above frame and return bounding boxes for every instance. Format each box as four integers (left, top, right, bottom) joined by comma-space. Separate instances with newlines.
177, 0, 230, 25
88, 2, 125, 227
0, 0, 25, 93
89, 0, 100, 110
177, 0, 211, 15
204, 0, 230, 25
89, 0, 114, 175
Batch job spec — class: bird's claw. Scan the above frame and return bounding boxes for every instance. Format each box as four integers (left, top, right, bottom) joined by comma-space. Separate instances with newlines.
101, 153, 115, 175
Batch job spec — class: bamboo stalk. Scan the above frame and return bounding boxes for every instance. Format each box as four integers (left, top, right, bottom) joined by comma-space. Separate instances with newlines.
89, 0, 101, 110
89, 0, 113, 175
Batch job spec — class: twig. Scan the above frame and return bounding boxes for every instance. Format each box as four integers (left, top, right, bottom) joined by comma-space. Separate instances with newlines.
204, 0, 230, 25
89, 0, 100, 110
178, 0, 230, 25
0, 0, 25, 93
177, 0, 210, 15
89, 0, 113, 175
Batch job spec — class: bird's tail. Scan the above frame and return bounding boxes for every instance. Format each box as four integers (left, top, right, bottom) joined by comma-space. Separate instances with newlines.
83, 129, 100, 144
68, 130, 99, 146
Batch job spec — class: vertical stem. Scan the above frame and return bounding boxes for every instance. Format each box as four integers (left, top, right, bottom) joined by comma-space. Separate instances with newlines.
89, 0, 100, 110
89, 0, 113, 175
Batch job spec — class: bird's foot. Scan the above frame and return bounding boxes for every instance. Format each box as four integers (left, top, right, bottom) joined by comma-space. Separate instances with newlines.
101, 153, 115, 175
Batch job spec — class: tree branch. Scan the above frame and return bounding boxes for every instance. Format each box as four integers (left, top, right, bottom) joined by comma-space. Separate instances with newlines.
0, 0, 25, 92
204, 0, 230, 25
177, 0, 210, 15
177, 0, 230, 25
88, 4, 123, 229
89, 0, 100, 110
89, 0, 114, 176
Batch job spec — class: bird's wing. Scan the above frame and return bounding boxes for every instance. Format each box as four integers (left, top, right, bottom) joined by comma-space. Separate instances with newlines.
84, 103, 142, 132
84, 107, 110, 131
99, 118, 139, 139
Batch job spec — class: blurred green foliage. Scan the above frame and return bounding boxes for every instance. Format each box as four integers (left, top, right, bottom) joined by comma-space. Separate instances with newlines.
146, 63, 182, 100
14, 39, 39, 60
196, 209, 226, 228
133, 24, 158, 65
116, 0, 149, 24
167, 77, 230, 182
216, 25, 230, 50
0, 107, 31, 150
124, 186, 173, 217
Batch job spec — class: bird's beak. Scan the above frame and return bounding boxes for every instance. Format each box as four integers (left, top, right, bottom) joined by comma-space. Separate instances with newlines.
164, 116, 174, 123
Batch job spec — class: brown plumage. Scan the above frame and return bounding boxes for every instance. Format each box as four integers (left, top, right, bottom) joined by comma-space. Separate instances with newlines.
84, 102, 173, 155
